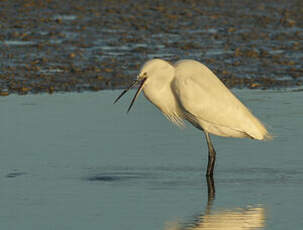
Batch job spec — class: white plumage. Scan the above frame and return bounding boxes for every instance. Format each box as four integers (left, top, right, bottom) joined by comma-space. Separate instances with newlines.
173, 60, 270, 140
114, 58, 271, 176
140, 59, 270, 140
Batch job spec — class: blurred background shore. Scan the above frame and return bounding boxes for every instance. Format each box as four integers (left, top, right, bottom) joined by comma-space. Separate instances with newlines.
0, 0, 302, 95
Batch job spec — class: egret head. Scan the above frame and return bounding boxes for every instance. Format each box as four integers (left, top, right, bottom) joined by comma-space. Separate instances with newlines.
114, 59, 173, 112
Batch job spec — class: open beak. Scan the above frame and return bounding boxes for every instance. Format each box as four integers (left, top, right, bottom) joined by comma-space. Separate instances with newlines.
114, 77, 147, 113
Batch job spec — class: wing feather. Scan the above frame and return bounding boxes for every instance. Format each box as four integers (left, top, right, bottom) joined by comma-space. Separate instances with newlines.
172, 60, 270, 140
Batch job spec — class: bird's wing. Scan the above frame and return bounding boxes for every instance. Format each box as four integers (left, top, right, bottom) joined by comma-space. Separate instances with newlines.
172, 60, 268, 139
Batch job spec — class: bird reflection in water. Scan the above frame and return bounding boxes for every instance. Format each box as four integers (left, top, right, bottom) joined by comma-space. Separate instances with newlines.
165, 177, 265, 230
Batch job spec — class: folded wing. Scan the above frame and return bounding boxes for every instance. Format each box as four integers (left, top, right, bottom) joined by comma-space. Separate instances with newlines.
172, 60, 271, 140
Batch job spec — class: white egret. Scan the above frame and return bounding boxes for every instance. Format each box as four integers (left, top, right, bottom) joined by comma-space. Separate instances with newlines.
114, 59, 271, 176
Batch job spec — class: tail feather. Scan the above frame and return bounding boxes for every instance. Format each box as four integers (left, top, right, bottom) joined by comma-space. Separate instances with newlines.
263, 129, 273, 141
247, 116, 272, 141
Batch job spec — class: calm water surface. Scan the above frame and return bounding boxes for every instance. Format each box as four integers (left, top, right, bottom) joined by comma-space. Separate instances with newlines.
0, 89, 303, 229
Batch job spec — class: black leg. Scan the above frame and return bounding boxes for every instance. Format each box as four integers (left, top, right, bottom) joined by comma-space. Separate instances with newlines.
205, 176, 215, 214
206, 175, 215, 198
204, 132, 216, 177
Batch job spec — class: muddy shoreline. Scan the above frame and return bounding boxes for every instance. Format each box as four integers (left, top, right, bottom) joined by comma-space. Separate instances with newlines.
0, 0, 302, 96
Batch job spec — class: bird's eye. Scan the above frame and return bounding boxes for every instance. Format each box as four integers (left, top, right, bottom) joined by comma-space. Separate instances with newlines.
139, 72, 147, 79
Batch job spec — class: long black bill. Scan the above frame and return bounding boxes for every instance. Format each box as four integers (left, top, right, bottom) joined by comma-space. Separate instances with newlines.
127, 78, 147, 113
113, 80, 139, 104
113, 78, 147, 113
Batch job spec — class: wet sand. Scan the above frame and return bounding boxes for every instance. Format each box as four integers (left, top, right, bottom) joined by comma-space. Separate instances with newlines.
0, 0, 302, 96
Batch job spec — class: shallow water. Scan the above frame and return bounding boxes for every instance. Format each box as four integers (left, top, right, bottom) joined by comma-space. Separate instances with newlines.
0, 89, 303, 229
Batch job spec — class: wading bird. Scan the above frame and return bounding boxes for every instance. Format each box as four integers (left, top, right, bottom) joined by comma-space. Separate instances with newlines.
114, 59, 271, 177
